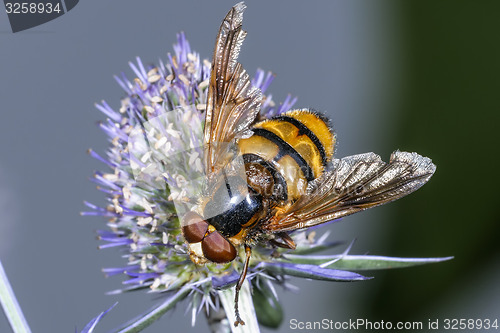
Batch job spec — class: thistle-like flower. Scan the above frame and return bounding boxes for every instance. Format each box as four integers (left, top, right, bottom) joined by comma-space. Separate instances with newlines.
84, 3, 450, 332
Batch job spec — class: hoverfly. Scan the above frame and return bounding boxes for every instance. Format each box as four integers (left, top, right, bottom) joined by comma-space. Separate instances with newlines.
180, 2, 436, 326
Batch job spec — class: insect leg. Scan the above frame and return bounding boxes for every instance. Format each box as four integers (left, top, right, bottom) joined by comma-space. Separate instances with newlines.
233, 245, 252, 327
269, 232, 296, 249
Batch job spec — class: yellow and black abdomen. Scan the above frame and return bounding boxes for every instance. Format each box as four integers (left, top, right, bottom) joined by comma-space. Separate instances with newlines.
238, 109, 335, 204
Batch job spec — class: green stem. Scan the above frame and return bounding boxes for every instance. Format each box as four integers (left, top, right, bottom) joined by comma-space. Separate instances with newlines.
0, 261, 32, 333
206, 303, 231, 333
218, 281, 260, 333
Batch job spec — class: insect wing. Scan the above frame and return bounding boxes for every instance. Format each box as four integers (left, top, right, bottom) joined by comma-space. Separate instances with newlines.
127, 107, 207, 216
264, 151, 436, 232
204, 2, 262, 176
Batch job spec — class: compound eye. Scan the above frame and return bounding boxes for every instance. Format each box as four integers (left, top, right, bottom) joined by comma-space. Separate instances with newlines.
181, 211, 209, 243
201, 231, 237, 263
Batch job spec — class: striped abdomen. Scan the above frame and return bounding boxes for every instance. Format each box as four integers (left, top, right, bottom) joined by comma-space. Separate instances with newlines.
238, 109, 335, 205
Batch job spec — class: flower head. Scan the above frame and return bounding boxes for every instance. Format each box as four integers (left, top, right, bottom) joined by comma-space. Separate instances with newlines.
84, 25, 450, 333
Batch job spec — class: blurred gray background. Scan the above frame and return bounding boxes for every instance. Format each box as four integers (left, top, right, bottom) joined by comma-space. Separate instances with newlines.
0, 0, 498, 332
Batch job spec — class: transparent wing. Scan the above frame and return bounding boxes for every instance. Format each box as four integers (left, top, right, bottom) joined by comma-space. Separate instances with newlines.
127, 107, 207, 217
264, 151, 436, 232
204, 2, 262, 176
